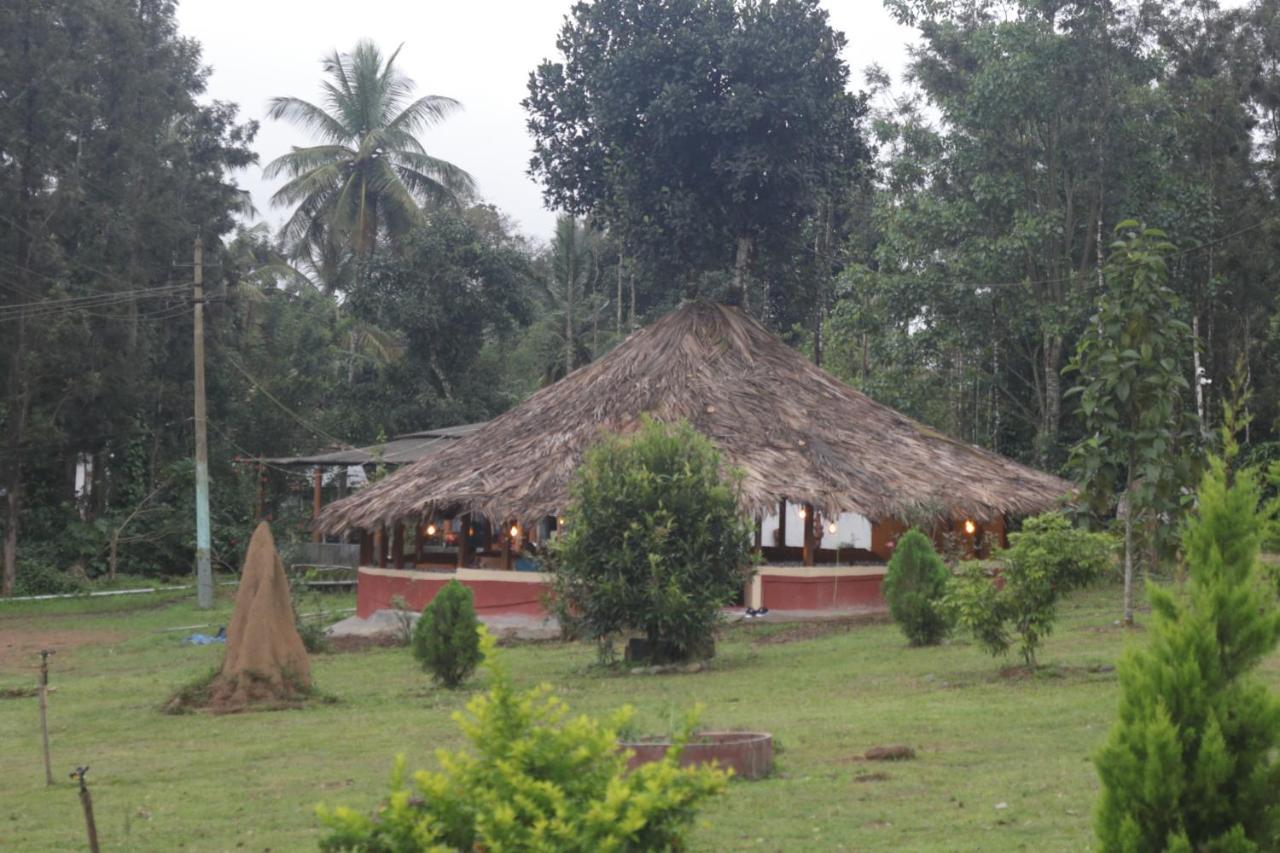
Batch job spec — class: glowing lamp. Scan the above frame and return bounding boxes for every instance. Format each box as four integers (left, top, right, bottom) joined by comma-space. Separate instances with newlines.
827, 521, 838, 535
557, 516, 565, 527
796, 506, 807, 519
425, 523, 437, 537
963, 519, 977, 535
509, 524, 520, 539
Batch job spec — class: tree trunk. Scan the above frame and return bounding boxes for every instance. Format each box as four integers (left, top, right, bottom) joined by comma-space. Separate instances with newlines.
628, 267, 636, 330
564, 265, 574, 377
1123, 449, 1136, 627
1192, 312, 1206, 440
733, 235, 752, 309
616, 255, 623, 334
1039, 334, 1064, 467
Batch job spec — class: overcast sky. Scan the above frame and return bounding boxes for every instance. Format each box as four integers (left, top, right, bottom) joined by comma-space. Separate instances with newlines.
177, 0, 918, 243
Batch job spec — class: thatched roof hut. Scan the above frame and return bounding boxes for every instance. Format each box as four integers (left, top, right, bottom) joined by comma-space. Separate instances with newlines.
316, 302, 1070, 535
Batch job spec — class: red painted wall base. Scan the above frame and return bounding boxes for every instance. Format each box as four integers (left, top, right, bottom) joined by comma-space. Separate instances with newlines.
356, 568, 551, 618
759, 572, 886, 611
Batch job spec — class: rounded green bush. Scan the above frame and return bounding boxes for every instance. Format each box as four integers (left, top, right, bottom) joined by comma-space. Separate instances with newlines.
549, 417, 755, 664
882, 528, 951, 646
412, 579, 482, 688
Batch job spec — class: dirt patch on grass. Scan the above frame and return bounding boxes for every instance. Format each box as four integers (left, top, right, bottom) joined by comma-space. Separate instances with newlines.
749, 613, 891, 646
327, 634, 406, 653
998, 663, 1116, 681
0, 627, 127, 670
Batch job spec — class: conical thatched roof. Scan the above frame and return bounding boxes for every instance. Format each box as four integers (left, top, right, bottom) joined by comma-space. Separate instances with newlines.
316, 302, 1070, 533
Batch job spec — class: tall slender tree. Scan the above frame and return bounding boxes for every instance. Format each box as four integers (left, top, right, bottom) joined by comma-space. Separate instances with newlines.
1068, 223, 1197, 626
264, 40, 476, 263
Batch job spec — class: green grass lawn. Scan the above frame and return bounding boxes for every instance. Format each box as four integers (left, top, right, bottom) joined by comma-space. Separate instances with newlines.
2, 583, 1277, 852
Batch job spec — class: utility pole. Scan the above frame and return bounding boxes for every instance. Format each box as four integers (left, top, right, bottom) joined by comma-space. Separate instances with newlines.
193, 237, 213, 609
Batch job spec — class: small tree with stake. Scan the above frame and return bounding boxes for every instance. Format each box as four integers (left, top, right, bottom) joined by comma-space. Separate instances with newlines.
1093, 428, 1280, 850
1067, 221, 1198, 626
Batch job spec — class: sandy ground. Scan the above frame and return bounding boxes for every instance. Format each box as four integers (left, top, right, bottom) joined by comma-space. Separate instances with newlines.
0, 625, 126, 672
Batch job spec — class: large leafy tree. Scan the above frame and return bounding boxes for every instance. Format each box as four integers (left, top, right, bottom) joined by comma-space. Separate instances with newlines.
873, 0, 1157, 466
265, 40, 476, 262
346, 207, 539, 429
524, 0, 868, 311
0, 0, 256, 594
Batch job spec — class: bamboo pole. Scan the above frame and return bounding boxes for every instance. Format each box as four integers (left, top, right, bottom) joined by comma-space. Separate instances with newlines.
37, 649, 53, 785
71, 766, 100, 853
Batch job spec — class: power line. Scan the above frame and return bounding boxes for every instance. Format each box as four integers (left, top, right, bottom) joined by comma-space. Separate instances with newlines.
221, 354, 350, 448
0, 282, 192, 322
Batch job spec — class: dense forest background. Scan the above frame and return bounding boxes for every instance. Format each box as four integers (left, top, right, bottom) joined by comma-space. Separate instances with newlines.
2, 0, 1278, 593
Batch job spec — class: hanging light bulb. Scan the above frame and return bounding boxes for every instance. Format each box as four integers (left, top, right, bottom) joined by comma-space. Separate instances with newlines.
827, 521, 838, 535
509, 524, 520, 539
557, 516, 565, 527
796, 505, 806, 519
963, 519, 977, 535
425, 522, 437, 537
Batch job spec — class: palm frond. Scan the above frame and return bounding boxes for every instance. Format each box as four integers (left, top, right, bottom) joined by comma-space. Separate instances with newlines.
385, 94, 464, 136
264, 97, 349, 144
392, 150, 476, 200
263, 145, 354, 180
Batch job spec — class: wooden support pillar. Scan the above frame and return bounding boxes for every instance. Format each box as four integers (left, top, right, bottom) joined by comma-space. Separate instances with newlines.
502, 521, 514, 571
777, 499, 787, 549
359, 529, 372, 566
802, 502, 816, 566
311, 467, 323, 542
392, 522, 405, 569
753, 515, 763, 552
457, 514, 471, 569
414, 520, 425, 564
375, 525, 387, 568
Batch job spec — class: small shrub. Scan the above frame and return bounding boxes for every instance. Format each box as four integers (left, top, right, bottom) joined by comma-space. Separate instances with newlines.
881, 529, 951, 645
13, 559, 85, 597
412, 579, 482, 688
318, 633, 728, 850
946, 512, 1112, 667
290, 569, 332, 654
549, 417, 755, 664
388, 594, 416, 646
1094, 453, 1280, 850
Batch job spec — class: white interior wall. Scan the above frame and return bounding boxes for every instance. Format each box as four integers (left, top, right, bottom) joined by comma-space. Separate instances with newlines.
759, 501, 872, 550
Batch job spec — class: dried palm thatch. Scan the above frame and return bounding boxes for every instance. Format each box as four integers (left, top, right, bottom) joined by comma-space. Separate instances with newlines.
316, 302, 1071, 533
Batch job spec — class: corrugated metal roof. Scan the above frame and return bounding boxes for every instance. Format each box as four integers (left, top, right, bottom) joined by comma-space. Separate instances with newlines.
260, 423, 486, 467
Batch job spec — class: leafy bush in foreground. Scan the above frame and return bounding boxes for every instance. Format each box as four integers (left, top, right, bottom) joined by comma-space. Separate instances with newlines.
412, 579, 482, 688
318, 632, 728, 850
1094, 454, 1280, 850
882, 528, 951, 646
946, 512, 1112, 667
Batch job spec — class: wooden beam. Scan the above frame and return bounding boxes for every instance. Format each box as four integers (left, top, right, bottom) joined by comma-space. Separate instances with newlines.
802, 503, 816, 566
359, 529, 371, 566
311, 467, 323, 542
502, 521, 514, 571
414, 520, 425, 564
777, 499, 787, 548
753, 515, 763, 552
375, 525, 387, 568
457, 514, 471, 569
392, 522, 405, 569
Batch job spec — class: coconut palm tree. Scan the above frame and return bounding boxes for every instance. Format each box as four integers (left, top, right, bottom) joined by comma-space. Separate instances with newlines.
264, 40, 475, 259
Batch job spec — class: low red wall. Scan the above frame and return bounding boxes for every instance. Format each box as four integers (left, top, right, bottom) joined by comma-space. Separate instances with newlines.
759, 571, 886, 611
356, 568, 552, 618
